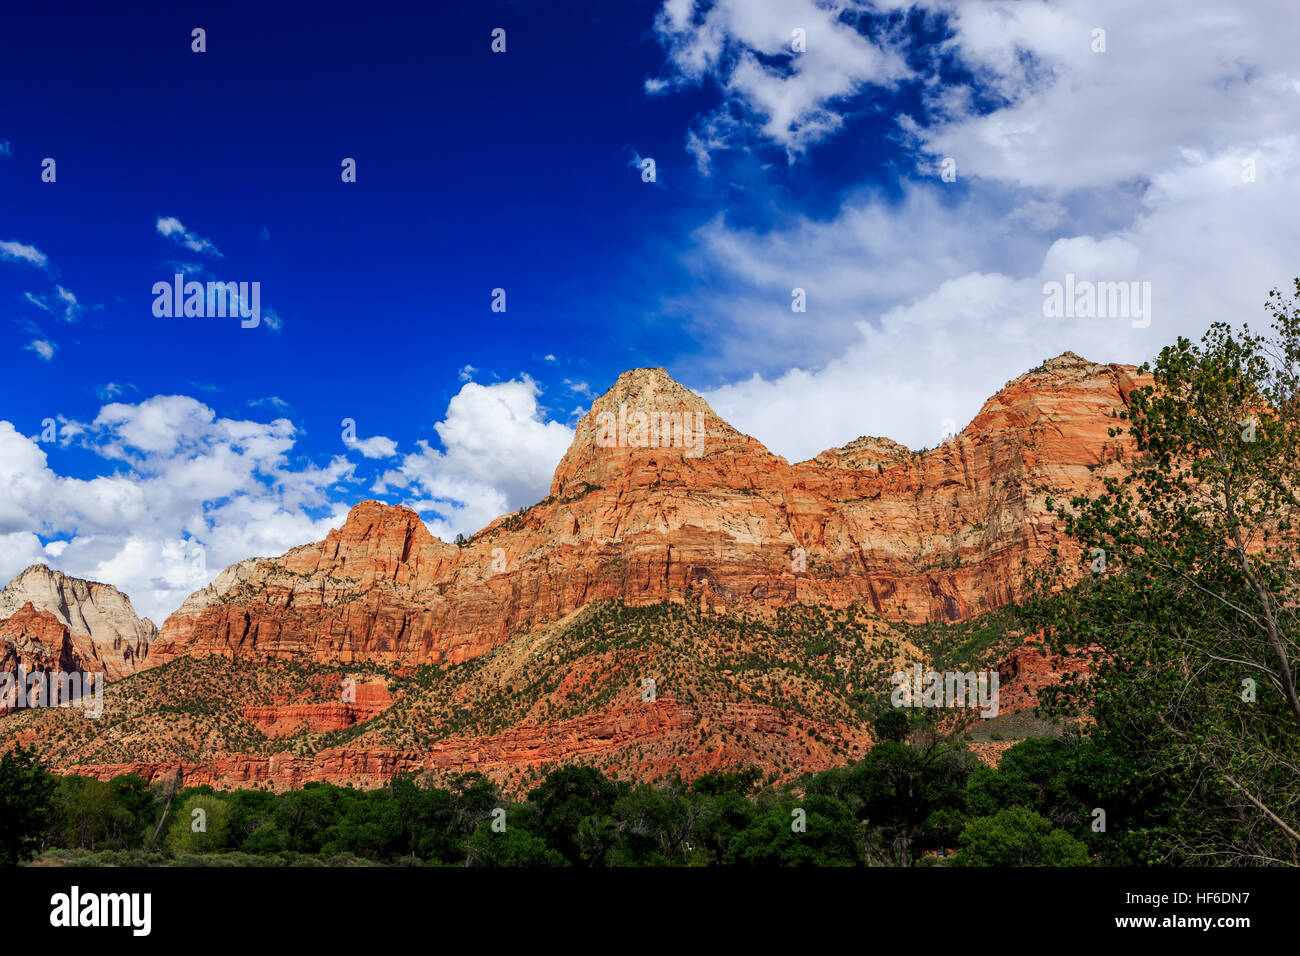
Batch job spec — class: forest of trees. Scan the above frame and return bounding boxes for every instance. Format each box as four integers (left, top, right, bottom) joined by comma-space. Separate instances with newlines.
3, 721, 1140, 868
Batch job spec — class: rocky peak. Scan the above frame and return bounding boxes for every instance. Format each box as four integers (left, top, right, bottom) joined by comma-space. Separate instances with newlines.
0, 564, 159, 680
0, 603, 82, 713
273, 501, 453, 590
0, 601, 69, 647
550, 366, 768, 497
809, 435, 913, 470
967, 351, 1143, 436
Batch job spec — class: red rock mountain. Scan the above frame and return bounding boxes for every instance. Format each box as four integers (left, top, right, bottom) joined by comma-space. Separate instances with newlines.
2, 353, 1141, 790
159, 352, 1143, 666
0, 604, 81, 714
0, 565, 162, 681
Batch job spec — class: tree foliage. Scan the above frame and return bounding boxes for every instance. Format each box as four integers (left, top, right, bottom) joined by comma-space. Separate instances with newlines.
1030, 282, 1300, 864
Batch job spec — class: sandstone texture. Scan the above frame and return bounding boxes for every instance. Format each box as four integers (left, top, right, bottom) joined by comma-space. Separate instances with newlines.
0, 603, 82, 713
239, 680, 394, 738
161, 352, 1144, 666
5, 353, 1140, 788
0, 565, 161, 679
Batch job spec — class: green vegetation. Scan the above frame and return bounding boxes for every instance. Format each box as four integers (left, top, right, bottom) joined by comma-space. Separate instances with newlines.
1026, 285, 1300, 866
5, 711, 1191, 867
0, 746, 55, 865
954, 807, 1090, 867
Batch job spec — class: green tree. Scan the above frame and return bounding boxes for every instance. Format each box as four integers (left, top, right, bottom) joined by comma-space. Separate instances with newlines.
465, 805, 565, 867
526, 765, 623, 865
965, 737, 1083, 828
0, 746, 55, 864
828, 740, 971, 865
606, 783, 696, 866
107, 775, 157, 849
872, 707, 910, 744
1032, 286, 1300, 864
726, 795, 862, 867
954, 807, 1091, 866
166, 794, 231, 854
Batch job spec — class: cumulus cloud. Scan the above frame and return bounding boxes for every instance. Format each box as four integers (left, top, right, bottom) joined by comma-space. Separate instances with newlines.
653, 0, 1300, 462
155, 216, 222, 257
0, 398, 356, 621
25, 339, 56, 361
0, 379, 579, 620
648, 0, 910, 162
344, 433, 399, 460
900, 0, 1300, 191
375, 377, 574, 539
0, 239, 48, 268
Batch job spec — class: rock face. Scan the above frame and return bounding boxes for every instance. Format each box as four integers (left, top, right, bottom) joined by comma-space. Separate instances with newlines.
239, 681, 394, 738
0, 604, 80, 714
161, 352, 1145, 666
996, 636, 1097, 715
0, 566, 161, 680
5, 352, 1139, 790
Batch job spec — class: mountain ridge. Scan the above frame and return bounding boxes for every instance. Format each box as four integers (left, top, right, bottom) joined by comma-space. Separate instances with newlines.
152, 349, 1144, 662
0, 351, 1135, 790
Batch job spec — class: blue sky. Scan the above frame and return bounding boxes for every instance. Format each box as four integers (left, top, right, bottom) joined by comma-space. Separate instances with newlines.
3, 0, 1299, 620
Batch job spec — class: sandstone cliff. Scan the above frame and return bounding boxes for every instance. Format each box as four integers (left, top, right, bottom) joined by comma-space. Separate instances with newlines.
0, 603, 80, 714
0, 565, 161, 680
159, 352, 1143, 666
2, 352, 1140, 789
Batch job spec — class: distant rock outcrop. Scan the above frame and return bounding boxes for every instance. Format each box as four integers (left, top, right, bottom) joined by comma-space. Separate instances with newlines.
0, 565, 161, 680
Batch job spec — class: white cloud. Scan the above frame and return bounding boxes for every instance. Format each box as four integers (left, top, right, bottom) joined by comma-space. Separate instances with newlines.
0, 378, 580, 620
376, 377, 574, 539
248, 396, 291, 412
649, 0, 910, 162
0, 239, 48, 268
345, 433, 399, 459
25, 339, 56, 361
654, 0, 1300, 463
24, 285, 83, 321
0, 399, 356, 621
165, 260, 208, 277
901, 0, 1300, 191
155, 216, 222, 257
